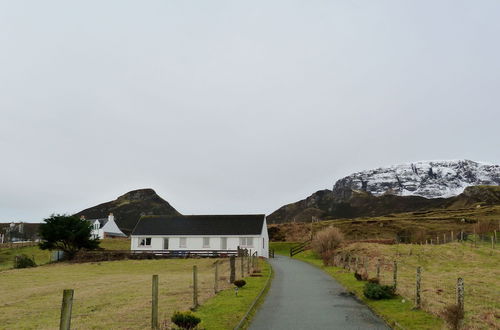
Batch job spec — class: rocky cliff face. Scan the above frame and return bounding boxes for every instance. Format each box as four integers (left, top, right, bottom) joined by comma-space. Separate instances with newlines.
333, 160, 500, 200
75, 189, 180, 235
268, 160, 500, 223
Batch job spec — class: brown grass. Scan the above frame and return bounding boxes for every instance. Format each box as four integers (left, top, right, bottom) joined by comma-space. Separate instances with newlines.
337, 242, 500, 329
0, 258, 238, 329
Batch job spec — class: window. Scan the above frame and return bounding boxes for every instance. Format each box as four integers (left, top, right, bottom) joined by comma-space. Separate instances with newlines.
139, 237, 152, 247
179, 237, 187, 248
239, 237, 254, 248
203, 237, 210, 248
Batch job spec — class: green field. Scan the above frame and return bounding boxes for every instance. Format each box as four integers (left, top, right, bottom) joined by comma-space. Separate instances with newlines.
0, 256, 270, 329
271, 240, 499, 329
0, 238, 131, 271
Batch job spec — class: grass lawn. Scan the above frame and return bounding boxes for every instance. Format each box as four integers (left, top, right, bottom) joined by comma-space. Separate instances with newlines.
0, 256, 270, 329
197, 258, 272, 329
0, 238, 131, 271
270, 242, 444, 330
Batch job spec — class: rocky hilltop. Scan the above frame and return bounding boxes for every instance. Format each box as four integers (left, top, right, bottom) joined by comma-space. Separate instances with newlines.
268, 160, 500, 223
333, 160, 500, 200
75, 189, 180, 235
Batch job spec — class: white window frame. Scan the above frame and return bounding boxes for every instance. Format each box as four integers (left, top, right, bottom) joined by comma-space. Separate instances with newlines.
203, 237, 210, 248
179, 237, 187, 248
139, 237, 152, 247
239, 237, 254, 248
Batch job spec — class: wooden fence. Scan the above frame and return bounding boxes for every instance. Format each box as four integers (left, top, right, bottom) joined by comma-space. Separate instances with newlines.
57, 255, 263, 329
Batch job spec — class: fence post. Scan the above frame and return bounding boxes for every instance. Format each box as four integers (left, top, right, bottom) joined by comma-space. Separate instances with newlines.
240, 257, 244, 278
393, 261, 397, 290
376, 259, 381, 281
59, 289, 74, 330
193, 266, 198, 309
151, 275, 158, 329
456, 277, 464, 313
443, 233, 446, 243
437, 236, 439, 245
230, 256, 235, 283
415, 267, 421, 309
492, 236, 494, 249
214, 261, 219, 294
461, 230, 464, 242
247, 255, 250, 275
451, 231, 454, 242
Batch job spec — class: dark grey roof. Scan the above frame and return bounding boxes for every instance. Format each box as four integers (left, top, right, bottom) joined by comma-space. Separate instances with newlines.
131, 215, 266, 236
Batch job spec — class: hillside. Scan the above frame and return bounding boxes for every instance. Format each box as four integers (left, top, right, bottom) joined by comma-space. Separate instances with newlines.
268, 184, 500, 224
269, 203, 500, 242
75, 189, 180, 235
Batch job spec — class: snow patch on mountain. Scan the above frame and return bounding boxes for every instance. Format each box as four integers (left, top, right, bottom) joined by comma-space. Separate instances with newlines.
333, 160, 500, 199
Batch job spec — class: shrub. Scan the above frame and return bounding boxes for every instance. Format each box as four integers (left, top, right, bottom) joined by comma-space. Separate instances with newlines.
441, 304, 464, 330
311, 226, 344, 257
14, 254, 36, 268
363, 282, 395, 300
171, 311, 201, 330
233, 280, 246, 288
268, 226, 286, 241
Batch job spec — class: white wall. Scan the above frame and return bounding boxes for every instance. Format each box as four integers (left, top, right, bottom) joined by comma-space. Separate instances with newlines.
131, 233, 269, 257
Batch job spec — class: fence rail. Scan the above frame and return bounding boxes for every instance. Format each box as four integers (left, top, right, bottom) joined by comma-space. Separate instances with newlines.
290, 239, 311, 257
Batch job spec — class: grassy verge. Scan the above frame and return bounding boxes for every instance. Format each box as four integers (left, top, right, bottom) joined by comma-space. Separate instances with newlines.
197, 259, 272, 329
270, 242, 443, 330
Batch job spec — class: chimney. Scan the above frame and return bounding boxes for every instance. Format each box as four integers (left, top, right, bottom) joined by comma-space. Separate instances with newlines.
108, 213, 114, 222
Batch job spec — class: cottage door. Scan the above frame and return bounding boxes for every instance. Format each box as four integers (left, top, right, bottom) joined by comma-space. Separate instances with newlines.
220, 237, 227, 250
163, 238, 169, 250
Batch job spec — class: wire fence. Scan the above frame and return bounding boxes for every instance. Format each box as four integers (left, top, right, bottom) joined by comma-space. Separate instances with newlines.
0, 257, 261, 329
327, 235, 500, 329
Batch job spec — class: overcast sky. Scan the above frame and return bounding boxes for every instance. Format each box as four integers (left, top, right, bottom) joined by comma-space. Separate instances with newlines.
1, 1, 499, 222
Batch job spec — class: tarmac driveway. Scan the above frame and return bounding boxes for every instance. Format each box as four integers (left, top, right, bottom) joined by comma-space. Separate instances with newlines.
249, 255, 390, 330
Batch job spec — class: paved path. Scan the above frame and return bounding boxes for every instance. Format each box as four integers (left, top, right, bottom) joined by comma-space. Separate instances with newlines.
249, 255, 390, 330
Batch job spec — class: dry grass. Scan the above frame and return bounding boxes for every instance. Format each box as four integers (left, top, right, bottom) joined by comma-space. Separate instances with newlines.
0, 258, 235, 329
272, 205, 500, 242
339, 242, 500, 329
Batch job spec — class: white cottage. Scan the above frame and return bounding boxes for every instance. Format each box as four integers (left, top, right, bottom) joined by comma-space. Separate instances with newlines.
86, 213, 127, 239
130, 214, 269, 258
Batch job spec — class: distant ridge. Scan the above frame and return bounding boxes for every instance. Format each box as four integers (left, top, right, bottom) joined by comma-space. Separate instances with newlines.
75, 189, 180, 235
268, 160, 500, 223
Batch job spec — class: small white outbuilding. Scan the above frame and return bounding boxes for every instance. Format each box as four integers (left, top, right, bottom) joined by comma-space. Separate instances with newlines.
130, 214, 269, 258
86, 213, 127, 239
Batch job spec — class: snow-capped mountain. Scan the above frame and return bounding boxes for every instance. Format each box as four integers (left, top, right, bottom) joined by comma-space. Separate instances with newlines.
333, 160, 500, 199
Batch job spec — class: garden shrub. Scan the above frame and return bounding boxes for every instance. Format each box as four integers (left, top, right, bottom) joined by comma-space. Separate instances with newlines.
363, 282, 395, 300
311, 226, 344, 258
233, 280, 246, 288
14, 254, 36, 268
171, 311, 201, 330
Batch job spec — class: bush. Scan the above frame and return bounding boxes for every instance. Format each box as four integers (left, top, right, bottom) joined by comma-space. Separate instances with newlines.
441, 304, 464, 330
233, 280, 246, 288
14, 254, 36, 268
171, 311, 201, 330
311, 226, 344, 257
363, 282, 395, 300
